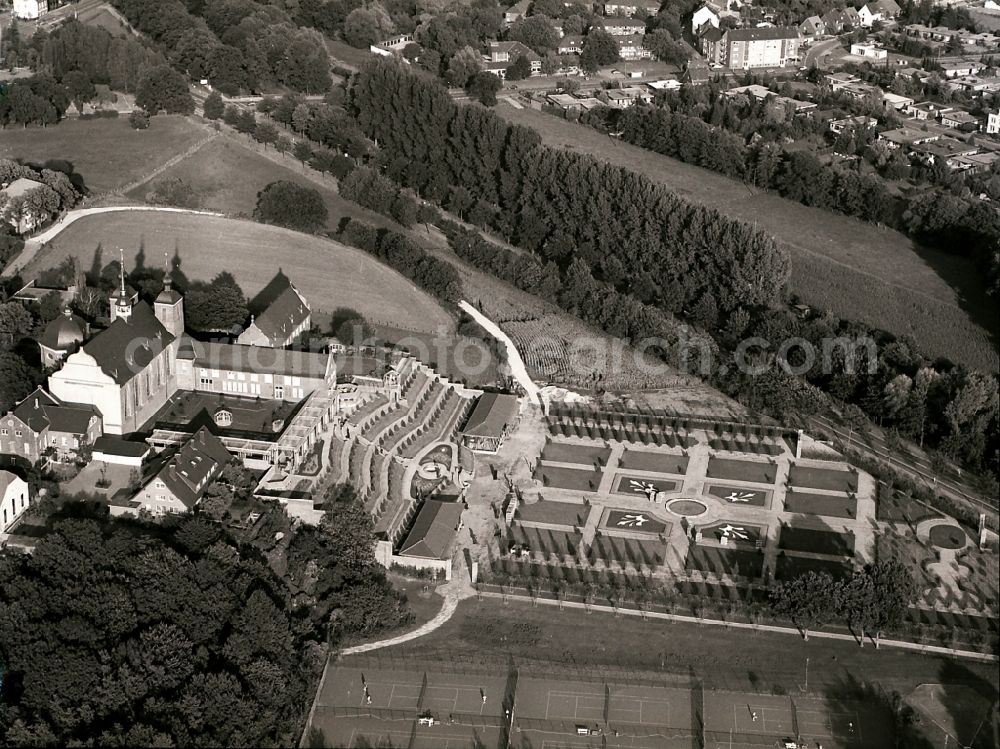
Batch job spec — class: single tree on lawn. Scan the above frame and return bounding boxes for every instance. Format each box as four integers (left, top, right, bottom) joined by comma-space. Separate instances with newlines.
846, 561, 918, 648
768, 570, 839, 641
203, 90, 225, 120
184, 272, 249, 332
254, 121, 279, 148
466, 71, 502, 107
235, 110, 257, 136
136, 65, 194, 115
505, 55, 533, 81
293, 141, 313, 165
222, 105, 241, 127
129, 109, 150, 129
254, 180, 329, 232
581, 29, 619, 74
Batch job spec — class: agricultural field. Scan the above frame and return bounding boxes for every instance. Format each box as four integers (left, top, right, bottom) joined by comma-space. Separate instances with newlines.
0, 116, 211, 194
74, 1, 133, 35
27, 211, 455, 334
498, 106, 999, 372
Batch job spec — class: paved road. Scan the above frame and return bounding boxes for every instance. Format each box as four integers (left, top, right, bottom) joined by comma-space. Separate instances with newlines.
805, 36, 844, 67
458, 300, 541, 405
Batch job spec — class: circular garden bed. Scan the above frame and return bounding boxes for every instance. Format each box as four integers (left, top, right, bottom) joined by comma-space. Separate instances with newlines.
928, 523, 967, 550
666, 499, 708, 518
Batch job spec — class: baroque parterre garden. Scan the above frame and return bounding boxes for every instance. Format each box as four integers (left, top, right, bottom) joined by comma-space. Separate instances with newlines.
486, 405, 998, 631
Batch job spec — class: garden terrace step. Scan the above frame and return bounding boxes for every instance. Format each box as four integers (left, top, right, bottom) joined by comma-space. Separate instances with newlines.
347, 394, 389, 427
400, 391, 472, 460
380, 381, 449, 454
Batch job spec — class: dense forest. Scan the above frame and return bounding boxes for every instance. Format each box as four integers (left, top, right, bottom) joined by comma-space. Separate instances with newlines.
347, 59, 999, 482
0, 483, 408, 746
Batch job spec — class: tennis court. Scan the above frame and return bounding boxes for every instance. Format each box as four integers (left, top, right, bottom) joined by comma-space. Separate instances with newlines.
517, 677, 690, 728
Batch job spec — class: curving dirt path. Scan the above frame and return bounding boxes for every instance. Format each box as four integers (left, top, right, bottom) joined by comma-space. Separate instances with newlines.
458, 299, 540, 404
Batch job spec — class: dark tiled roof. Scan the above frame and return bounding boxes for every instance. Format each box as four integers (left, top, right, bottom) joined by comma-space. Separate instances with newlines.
183, 340, 333, 379
151, 427, 231, 509
39, 312, 85, 350
10, 387, 98, 435
727, 26, 800, 41
398, 499, 463, 559
461, 393, 519, 439
93, 436, 150, 458
701, 25, 724, 41
82, 302, 173, 385
248, 285, 309, 344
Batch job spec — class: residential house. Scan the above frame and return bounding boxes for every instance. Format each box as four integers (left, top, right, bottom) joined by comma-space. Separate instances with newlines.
0, 177, 51, 235
604, 86, 654, 107
647, 78, 683, 91
946, 75, 1000, 94
882, 92, 914, 110
987, 110, 1000, 134
858, 0, 901, 27
906, 100, 953, 120
940, 60, 984, 78
827, 115, 876, 133
940, 110, 982, 131
850, 42, 887, 59
12, 0, 47, 20
604, 0, 660, 16
38, 309, 87, 368
558, 35, 584, 54
953, 150, 1000, 172
460, 393, 520, 453
909, 137, 980, 167
503, 0, 530, 26
822, 7, 860, 32
1, 388, 102, 463
904, 24, 954, 41
0, 471, 29, 533
619, 35, 655, 60
691, 3, 721, 34
117, 428, 232, 517
236, 283, 310, 348
825, 72, 861, 90
485, 41, 542, 77
878, 126, 941, 148
702, 26, 802, 69
602, 17, 647, 35
799, 16, 826, 37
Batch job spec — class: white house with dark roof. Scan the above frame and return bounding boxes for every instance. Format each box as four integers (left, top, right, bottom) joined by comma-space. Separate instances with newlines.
1, 387, 102, 463
604, 0, 660, 17
602, 16, 648, 35
0, 471, 29, 533
702, 26, 802, 68
236, 282, 310, 348
858, 0, 901, 27
114, 427, 232, 517
0, 177, 50, 234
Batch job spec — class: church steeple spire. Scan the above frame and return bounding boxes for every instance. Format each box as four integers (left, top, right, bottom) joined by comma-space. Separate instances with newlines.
109, 248, 136, 323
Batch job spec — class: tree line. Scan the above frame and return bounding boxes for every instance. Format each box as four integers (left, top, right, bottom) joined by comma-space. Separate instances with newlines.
341, 60, 998, 483
583, 100, 1000, 297
108, 0, 331, 94
351, 59, 790, 316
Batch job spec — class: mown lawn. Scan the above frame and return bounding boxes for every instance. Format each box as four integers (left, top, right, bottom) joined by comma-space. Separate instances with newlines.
0, 115, 210, 194
27, 211, 455, 334
497, 106, 999, 372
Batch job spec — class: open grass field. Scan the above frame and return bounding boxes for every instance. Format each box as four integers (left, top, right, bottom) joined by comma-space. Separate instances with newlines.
535, 464, 604, 492
127, 137, 398, 234
619, 449, 689, 475
686, 545, 766, 579
497, 106, 999, 372
0, 116, 210, 194
774, 553, 853, 581
27, 211, 454, 333
382, 599, 1000, 699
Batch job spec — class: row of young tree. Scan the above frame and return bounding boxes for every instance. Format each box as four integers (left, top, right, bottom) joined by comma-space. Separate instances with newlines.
0, 481, 409, 747
351, 59, 790, 315
592, 102, 1000, 295
108, 0, 331, 94
334, 61, 997, 480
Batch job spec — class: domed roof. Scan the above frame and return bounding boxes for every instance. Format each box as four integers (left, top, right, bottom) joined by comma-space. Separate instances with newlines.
41, 310, 85, 351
